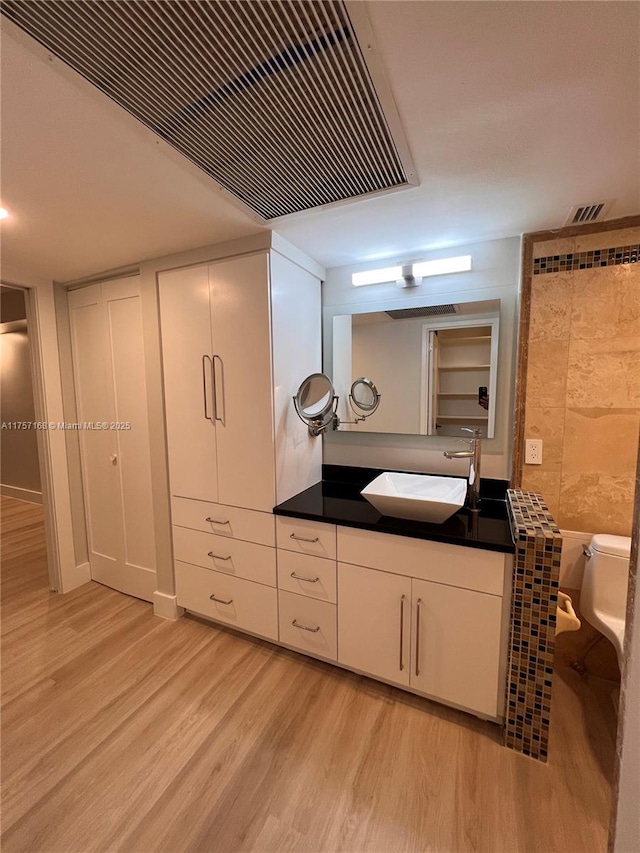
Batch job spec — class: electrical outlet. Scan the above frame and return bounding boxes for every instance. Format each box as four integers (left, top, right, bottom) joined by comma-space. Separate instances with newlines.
525, 439, 543, 465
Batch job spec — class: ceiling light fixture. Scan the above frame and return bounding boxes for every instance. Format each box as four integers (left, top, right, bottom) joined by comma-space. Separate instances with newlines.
351, 255, 472, 287
0, 208, 9, 220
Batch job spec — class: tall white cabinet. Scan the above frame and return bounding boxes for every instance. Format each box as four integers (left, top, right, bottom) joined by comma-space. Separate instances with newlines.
159, 244, 323, 638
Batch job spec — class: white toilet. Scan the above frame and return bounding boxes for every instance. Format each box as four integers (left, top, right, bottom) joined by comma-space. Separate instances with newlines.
580, 534, 631, 669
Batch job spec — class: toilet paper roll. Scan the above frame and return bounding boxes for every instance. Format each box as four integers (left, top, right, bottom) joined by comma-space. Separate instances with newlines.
556, 590, 581, 634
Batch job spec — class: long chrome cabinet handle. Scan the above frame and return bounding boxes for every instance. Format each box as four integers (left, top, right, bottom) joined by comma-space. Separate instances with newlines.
212, 354, 223, 422
399, 594, 406, 671
290, 572, 320, 583
415, 598, 423, 677
292, 619, 320, 633
205, 517, 230, 525
208, 551, 231, 561
209, 593, 233, 605
289, 533, 319, 543
202, 355, 213, 421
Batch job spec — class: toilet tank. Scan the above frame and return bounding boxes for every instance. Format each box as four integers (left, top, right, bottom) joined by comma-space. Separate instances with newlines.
582, 534, 631, 622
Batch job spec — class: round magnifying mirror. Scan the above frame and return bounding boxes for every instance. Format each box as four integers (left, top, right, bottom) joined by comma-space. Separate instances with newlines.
350, 377, 380, 415
295, 373, 335, 420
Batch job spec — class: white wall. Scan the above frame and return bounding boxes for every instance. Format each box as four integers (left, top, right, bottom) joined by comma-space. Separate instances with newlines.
322, 237, 521, 479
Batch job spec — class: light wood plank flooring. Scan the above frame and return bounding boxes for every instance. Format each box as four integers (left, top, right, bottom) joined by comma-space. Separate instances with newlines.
1, 496, 619, 853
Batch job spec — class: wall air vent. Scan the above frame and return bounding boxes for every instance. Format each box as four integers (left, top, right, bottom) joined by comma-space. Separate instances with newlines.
565, 200, 613, 225
386, 305, 458, 320
1, 0, 414, 220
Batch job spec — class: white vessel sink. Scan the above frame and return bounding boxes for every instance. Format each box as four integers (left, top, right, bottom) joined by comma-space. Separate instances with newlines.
360, 472, 467, 523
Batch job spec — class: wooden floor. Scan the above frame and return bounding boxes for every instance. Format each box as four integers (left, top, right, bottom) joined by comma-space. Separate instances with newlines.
1, 496, 619, 853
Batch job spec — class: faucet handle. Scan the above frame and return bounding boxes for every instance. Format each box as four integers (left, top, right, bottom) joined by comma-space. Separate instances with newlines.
461, 427, 482, 438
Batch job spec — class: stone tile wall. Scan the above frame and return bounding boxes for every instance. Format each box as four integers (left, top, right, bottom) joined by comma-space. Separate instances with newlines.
521, 225, 640, 536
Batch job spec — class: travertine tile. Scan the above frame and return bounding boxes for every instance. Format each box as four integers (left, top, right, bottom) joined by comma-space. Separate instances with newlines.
558, 472, 636, 536
563, 408, 640, 476
574, 226, 640, 253
566, 337, 640, 408
532, 237, 576, 259
520, 470, 561, 519
526, 340, 569, 407
529, 272, 573, 341
524, 406, 565, 471
570, 264, 640, 340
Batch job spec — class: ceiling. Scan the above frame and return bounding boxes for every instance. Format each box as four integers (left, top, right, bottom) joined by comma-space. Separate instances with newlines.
1, 1, 638, 283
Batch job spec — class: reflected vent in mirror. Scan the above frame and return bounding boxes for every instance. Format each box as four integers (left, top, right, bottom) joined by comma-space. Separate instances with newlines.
1, 0, 414, 220
385, 305, 458, 320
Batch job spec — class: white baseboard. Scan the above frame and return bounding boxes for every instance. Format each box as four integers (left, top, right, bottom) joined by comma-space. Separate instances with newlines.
153, 590, 184, 621
1, 484, 43, 504
60, 561, 91, 593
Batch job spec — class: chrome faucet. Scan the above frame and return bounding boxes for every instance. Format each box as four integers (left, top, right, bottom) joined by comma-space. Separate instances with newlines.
443, 428, 482, 511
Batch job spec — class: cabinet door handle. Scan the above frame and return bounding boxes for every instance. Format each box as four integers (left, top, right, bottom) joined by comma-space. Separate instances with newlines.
399, 594, 406, 671
205, 517, 230, 526
292, 619, 320, 633
208, 551, 231, 561
202, 355, 213, 422
209, 593, 233, 605
289, 533, 319, 543
290, 572, 320, 583
212, 354, 224, 423
415, 598, 423, 677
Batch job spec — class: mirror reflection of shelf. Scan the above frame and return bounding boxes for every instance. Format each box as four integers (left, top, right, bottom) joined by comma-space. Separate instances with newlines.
429, 324, 495, 437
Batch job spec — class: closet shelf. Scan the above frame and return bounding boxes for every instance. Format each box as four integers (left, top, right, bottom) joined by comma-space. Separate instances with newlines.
436, 415, 489, 422
438, 364, 491, 371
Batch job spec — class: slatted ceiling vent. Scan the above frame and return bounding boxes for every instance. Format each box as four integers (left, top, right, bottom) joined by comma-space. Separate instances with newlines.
565, 200, 613, 225
2, 0, 409, 220
385, 305, 458, 320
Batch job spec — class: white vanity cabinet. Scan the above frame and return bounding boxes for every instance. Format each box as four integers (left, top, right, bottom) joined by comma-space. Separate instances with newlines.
336, 526, 510, 719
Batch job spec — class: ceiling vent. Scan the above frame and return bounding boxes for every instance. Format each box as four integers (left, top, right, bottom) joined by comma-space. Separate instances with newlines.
1, 0, 414, 220
565, 200, 613, 226
386, 305, 458, 320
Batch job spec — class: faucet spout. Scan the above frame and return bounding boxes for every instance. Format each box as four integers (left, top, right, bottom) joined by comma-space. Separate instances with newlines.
443, 429, 482, 511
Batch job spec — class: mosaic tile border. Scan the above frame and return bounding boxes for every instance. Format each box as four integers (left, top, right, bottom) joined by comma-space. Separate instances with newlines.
533, 243, 639, 275
505, 489, 562, 762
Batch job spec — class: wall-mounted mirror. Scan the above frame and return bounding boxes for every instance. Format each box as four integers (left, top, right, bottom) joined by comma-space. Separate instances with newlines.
293, 373, 338, 435
328, 300, 500, 438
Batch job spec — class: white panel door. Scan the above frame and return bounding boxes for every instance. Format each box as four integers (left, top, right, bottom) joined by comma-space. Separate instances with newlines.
338, 562, 411, 687
68, 285, 123, 578
68, 278, 156, 601
101, 279, 156, 599
410, 578, 503, 717
159, 265, 218, 503
209, 253, 275, 512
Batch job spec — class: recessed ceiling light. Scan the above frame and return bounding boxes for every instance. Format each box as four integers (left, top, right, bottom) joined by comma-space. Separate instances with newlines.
0, 208, 9, 220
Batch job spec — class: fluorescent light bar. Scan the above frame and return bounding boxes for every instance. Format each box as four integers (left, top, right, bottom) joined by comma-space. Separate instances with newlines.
352, 265, 402, 287
412, 255, 471, 277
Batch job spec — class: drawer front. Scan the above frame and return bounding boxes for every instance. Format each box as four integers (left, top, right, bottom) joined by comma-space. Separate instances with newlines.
337, 526, 505, 596
277, 550, 337, 603
276, 516, 336, 560
173, 526, 276, 587
278, 590, 337, 661
171, 496, 275, 547
175, 561, 278, 641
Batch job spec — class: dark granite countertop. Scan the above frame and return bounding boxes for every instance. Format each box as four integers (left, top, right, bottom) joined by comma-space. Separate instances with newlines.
273, 465, 515, 554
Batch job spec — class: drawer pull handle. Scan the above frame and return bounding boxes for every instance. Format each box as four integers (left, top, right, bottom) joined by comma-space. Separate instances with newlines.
206, 517, 230, 525
289, 533, 319, 543
290, 572, 320, 584
292, 619, 320, 633
415, 598, 423, 677
209, 594, 233, 605
208, 551, 231, 561
399, 594, 406, 672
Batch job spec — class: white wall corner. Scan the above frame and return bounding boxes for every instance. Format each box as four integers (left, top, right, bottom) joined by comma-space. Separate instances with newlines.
153, 590, 184, 621
60, 561, 91, 593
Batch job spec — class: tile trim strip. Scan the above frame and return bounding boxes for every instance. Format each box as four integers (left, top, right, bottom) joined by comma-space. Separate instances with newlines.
504, 489, 562, 762
533, 244, 639, 275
